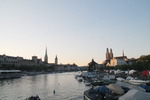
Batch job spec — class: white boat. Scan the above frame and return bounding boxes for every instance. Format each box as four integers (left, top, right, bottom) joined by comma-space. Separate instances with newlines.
0, 70, 21, 79
85, 81, 91, 86
103, 75, 116, 80
128, 79, 149, 85
125, 76, 149, 85
116, 77, 125, 81
77, 76, 83, 82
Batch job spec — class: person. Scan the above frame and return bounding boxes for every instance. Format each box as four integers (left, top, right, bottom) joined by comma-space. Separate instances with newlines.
53, 90, 55, 94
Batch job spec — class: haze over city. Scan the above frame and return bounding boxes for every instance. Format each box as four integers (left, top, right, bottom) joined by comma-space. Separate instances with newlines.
0, 0, 150, 66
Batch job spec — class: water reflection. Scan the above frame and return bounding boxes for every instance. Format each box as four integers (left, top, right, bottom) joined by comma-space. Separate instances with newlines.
0, 72, 90, 100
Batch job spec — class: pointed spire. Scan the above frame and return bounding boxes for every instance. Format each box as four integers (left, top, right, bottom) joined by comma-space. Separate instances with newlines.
45, 47, 47, 56
55, 55, 57, 59
122, 49, 124, 57
92, 58, 94, 62
44, 47, 48, 64
55, 55, 58, 65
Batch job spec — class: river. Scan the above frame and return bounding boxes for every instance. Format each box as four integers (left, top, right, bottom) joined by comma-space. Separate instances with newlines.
0, 72, 90, 100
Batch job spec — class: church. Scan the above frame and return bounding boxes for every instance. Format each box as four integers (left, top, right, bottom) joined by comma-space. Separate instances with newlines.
43, 47, 58, 65
103, 48, 128, 66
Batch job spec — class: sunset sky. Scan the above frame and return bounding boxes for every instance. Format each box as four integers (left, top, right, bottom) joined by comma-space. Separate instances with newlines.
0, 0, 150, 66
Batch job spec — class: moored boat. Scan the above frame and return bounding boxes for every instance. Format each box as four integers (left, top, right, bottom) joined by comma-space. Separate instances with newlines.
83, 84, 128, 100
25, 95, 40, 100
83, 87, 103, 100
77, 76, 83, 82
0, 70, 21, 79
119, 89, 150, 100
128, 79, 149, 85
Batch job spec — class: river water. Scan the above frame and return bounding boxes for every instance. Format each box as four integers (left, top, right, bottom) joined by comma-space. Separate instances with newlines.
0, 72, 91, 100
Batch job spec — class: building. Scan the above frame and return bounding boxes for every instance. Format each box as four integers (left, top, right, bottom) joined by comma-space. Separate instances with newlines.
0, 54, 43, 67
103, 48, 114, 66
55, 55, 58, 65
0, 54, 20, 66
44, 47, 48, 64
20, 56, 43, 66
104, 48, 130, 67
106, 48, 113, 60
88, 59, 99, 72
110, 48, 113, 59
107, 56, 127, 66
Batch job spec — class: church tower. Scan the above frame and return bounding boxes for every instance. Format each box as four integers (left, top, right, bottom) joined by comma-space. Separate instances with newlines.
55, 55, 58, 65
106, 48, 110, 60
122, 49, 124, 57
110, 48, 113, 59
44, 47, 48, 64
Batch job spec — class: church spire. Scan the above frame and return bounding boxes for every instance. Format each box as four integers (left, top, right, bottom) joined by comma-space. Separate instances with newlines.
44, 47, 48, 64
55, 55, 58, 65
122, 49, 124, 57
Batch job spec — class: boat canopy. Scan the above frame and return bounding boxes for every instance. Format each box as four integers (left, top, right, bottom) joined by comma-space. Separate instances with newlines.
0, 70, 21, 73
119, 89, 150, 100
106, 84, 124, 94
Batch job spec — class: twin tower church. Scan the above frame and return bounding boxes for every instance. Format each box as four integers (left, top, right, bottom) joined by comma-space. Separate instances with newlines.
103, 48, 130, 66
44, 47, 58, 65
106, 48, 114, 60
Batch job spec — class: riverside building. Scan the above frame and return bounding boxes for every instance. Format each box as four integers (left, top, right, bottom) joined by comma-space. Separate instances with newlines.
0, 54, 43, 67
103, 48, 135, 67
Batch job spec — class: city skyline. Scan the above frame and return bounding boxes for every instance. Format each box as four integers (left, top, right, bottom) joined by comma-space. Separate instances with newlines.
0, 0, 150, 66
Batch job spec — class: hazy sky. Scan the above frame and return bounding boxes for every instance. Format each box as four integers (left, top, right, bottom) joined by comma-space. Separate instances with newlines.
0, 0, 150, 66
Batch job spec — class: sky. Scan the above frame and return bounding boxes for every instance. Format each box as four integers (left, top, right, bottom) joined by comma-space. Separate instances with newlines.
0, 0, 150, 66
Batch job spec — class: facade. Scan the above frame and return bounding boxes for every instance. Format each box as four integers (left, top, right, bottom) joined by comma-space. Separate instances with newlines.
104, 48, 131, 67
0, 54, 43, 67
107, 56, 127, 66
0, 54, 20, 66
20, 56, 42, 66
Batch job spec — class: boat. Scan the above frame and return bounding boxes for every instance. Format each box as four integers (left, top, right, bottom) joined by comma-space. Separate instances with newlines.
125, 76, 149, 85
128, 79, 149, 85
25, 95, 40, 100
139, 84, 150, 92
74, 74, 80, 79
83, 87, 103, 100
116, 77, 125, 82
91, 80, 104, 86
103, 75, 116, 80
84, 81, 91, 86
77, 76, 83, 82
84, 85, 128, 100
119, 89, 150, 100
0, 70, 21, 79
